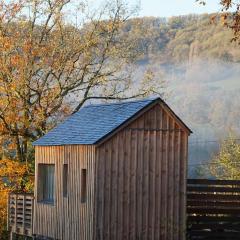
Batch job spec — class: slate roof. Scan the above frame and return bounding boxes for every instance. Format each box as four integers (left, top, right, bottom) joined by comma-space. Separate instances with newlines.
33, 97, 191, 146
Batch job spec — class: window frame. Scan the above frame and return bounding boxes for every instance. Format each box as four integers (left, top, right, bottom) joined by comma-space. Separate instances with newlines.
37, 163, 55, 204
81, 168, 87, 203
63, 163, 68, 198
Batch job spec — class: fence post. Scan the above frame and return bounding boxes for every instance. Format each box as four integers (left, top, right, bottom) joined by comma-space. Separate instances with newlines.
10, 232, 15, 240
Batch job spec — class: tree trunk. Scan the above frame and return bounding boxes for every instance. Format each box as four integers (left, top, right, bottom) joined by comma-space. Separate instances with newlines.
15, 135, 23, 162
23, 137, 28, 164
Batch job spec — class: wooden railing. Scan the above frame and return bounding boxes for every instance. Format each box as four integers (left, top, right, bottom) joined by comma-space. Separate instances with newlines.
8, 193, 34, 237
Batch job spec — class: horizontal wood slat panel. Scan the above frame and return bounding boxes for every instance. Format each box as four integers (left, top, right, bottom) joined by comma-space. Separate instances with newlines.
187, 179, 240, 240
187, 186, 240, 193
188, 193, 240, 201
187, 200, 240, 208
188, 230, 240, 238
190, 223, 240, 231
188, 216, 240, 222
188, 179, 240, 186
188, 208, 240, 214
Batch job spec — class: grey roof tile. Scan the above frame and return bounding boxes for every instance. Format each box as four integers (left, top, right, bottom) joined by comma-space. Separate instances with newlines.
33, 98, 158, 146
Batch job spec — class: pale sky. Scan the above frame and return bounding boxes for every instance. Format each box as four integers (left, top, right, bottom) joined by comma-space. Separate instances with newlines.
136, 0, 221, 17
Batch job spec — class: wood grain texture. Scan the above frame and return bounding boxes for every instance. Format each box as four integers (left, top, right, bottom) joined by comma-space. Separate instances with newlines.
95, 103, 189, 240
187, 179, 240, 240
33, 145, 95, 240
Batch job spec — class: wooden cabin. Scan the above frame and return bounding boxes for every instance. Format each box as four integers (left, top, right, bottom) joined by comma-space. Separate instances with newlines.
8, 97, 192, 240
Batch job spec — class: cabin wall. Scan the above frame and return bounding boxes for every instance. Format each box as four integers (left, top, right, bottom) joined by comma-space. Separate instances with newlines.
94, 104, 189, 240
33, 145, 95, 240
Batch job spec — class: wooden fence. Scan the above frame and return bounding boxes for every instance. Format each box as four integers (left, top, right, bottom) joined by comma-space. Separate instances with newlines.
8, 193, 34, 237
187, 179, 240, 240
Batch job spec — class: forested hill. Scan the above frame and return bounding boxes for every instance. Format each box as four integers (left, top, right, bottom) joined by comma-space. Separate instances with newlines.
124, 14, 240, 168
123, 14, 240, 139
124, 14, 240, 63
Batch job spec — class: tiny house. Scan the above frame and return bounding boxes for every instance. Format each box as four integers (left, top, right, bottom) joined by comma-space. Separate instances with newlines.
8, 97, 191, 240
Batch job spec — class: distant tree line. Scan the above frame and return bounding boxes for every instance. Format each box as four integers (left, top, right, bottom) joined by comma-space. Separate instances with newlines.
121, 14, 240, 64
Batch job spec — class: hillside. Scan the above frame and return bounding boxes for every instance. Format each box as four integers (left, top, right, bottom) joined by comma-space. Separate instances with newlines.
125, 14, 240, 136
124, 14, 240, 170
124, 14, 240, 63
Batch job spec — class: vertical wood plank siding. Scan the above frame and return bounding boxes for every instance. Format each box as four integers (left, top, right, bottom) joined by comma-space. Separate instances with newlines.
95, 104, 189, 240
34, 145, 95, 240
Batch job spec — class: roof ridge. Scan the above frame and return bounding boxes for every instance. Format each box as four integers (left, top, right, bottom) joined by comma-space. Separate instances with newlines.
83, 97, 160, 108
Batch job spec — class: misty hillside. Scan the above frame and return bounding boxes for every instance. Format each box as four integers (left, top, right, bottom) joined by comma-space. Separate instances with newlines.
124, 14, 240, 171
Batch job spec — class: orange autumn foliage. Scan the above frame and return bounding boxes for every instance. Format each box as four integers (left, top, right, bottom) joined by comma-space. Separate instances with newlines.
0, 158, 33, 238
197, 0, 240, 43
0, 0, 160, 164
